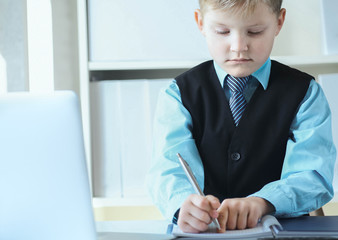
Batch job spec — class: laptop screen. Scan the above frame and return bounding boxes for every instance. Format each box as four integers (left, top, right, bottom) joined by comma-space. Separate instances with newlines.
0, 91, 96, 240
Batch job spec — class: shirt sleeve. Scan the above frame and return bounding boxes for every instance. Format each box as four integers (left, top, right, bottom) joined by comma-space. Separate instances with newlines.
146, 80, 205, 220
250, 79, 337, 217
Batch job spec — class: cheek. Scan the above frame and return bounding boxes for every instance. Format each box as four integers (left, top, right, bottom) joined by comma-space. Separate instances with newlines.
206, 37, 228, 58
252, 37, 274, 59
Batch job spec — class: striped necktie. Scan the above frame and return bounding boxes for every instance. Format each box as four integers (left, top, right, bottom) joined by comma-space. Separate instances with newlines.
226, 75, 250, 126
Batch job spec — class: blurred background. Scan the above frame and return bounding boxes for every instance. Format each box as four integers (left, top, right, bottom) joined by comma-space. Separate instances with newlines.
0, 0, 337, 221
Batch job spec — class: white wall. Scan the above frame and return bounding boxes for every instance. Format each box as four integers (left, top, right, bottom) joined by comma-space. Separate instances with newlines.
51, 0, 80, 93
90, 79, 172, 198
0, 0, 79, 93
272, 0, 322, 56
0, 0, 28, 91
87, 0, 210, 62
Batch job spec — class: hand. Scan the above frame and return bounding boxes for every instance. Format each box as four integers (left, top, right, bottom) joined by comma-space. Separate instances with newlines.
178, 194, 221, 233
217, 197, 275, 233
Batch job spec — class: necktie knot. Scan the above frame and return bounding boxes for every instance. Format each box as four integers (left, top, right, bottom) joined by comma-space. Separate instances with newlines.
226, 75, 250, 93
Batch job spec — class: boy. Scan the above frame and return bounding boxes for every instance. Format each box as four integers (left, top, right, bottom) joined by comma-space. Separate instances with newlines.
147, 0, 336, 233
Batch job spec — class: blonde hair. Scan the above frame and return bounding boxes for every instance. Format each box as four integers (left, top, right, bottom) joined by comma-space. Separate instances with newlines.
199, 0, 283, 17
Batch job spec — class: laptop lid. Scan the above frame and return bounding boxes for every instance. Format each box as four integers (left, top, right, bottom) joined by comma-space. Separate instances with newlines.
0, 91, 96, 240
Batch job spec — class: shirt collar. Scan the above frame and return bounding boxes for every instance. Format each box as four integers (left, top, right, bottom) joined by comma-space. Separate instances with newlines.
214, 58, 271, 90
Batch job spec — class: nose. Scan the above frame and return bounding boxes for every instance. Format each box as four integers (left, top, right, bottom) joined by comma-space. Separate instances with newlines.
230, 33, 248, 52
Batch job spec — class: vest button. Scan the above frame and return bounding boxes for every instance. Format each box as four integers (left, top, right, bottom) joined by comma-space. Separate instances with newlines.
231, 152, 241, 161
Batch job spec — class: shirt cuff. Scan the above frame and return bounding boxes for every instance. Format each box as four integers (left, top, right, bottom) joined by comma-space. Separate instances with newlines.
248, 181, 295, 217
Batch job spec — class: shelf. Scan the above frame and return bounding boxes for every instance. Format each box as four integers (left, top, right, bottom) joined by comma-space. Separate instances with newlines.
89, 60, 208, 71
88, 55, 338, 71
271, 55, 338, 66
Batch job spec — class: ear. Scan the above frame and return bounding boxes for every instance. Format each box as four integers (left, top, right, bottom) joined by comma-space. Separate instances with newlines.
194, 9, 205, 35
275, 8, 286, 36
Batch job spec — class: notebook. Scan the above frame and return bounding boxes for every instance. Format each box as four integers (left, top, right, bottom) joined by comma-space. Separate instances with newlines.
170, 215, 338, 239
0, 91, 97, 240
170, 215, 279, 239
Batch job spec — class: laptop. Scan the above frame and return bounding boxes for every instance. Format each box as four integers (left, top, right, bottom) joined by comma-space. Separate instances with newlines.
0, 91, 97, 240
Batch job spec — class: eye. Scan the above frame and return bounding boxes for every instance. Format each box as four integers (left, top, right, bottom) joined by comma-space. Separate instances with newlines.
216, 30, 230, 35
248, 31, 263, 36
215, 29, 230, 35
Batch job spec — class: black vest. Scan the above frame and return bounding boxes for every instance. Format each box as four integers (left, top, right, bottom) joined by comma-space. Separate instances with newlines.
175, 60, 312, 201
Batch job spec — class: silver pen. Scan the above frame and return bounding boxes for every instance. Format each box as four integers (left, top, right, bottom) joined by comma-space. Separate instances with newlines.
177, 153, 221, 230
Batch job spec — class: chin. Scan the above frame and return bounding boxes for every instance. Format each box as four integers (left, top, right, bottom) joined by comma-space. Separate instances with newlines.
223, 64, 255, 78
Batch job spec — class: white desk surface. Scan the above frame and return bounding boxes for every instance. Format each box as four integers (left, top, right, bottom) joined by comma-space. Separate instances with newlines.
96, 220, 174, 240
96, 220, 170, 234
97, 232, 174, 240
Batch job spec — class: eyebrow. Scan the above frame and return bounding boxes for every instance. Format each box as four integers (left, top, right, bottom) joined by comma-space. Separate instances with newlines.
212, 22, 229, 27
212, 22, 267, 29
247, 23, 266, 27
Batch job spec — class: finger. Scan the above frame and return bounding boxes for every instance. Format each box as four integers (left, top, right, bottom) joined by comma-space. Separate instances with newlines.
191, 195, 213, 212
182, 196, 212, 224
247, 210, 261, 228
178, 206, 209, 233
216, 204, 228, 233
226, 207, 239, 230
236, 209, 249, 230
187, 212, 210, 232
178, 218, 203, 233
189, 205, 213, 224
205, 195, 220, 219
190, 195, 218, 224
206, 195, 221, 210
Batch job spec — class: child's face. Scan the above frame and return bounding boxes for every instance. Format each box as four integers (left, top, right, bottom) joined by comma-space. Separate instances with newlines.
195, 2, 286, 77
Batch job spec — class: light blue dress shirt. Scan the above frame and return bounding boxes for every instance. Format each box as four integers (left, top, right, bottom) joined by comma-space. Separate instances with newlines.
146, 58, 336, 220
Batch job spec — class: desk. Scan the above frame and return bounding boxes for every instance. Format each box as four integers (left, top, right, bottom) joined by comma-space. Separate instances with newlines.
96, 220, 174, 240
95, 218, 338, 240
97, 232, 174, 240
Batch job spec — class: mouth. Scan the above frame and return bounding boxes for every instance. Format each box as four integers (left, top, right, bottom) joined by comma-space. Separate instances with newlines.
227, 58, 252, 64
